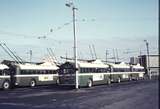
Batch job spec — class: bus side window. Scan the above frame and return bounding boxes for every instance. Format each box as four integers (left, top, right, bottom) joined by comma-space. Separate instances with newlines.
31, 70, 34, 74
24, 70, 28, 74
27, 70, 31, 74
42, 70, 45, 74
82, 68, 84, 73
49, 70, 52, 74
21, 70, 24, 74
96, 68, 101, 73
35, 70, 38, 74
107, 68, 110, 72
43, 70, 46, 74
113, 68, 117, 72
47, 70, 50, 74
48, 70, 51, 74
28, 70, 31, 74
36, 70, 39, 74
80, 68, 82, 73
89, 68, 91, 73
54, 70, 57, 74
23, 70, 26, 75
101, 68, 104, 72
85, 68, 87, 73
104, 68, 107, 72
93, 68, 95, 73
32, 70, 35, 74
86, 68, 88, 73
85, 68, 88, 73
46, 70, 49, 74
98, 68, 100, 73
83, 68, 86, 73
52, 70, 55, 74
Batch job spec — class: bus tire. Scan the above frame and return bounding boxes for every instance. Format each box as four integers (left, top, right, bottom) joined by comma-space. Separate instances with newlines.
87, 79, 93, 88
136, 77, 139, 81
117, 78, 121, 83
107, 79, 111, 85
30, 79, 36, 87
56, 79, 59, 85
129, 77, 132, 81
2, 80, 10, 90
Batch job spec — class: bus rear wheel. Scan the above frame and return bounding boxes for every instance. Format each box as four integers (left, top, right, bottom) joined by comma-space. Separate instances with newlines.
107, 79, 111, 85
117, 78, 121, 83
30, 79, 36, 87
136, 77, 139, 81
56, 79, 59, 85
87, 79, 93, 88
129, 77, 132, 81
2, 81, 10, 90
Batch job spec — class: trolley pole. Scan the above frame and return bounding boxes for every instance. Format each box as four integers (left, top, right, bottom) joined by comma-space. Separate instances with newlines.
66, 2, 78, 89
144, 40, 151, 79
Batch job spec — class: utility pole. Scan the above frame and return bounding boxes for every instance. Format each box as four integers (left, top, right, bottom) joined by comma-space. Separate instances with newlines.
65, 52, 68, 62
66, 2, 78, 89
106, 50, 109, 63
139, 48, 142, 65
116, 49, 119, 62
144, 40, 151, 79
29, 50, 32, 63
113, 49, 116, 63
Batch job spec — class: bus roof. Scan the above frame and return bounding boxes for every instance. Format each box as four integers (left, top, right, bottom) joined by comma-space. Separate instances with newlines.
16, 62, 59, 70
0, 64, 9, 70
108, 62, 130, 68
131, 64, 144, 69
68, 59, 109, 68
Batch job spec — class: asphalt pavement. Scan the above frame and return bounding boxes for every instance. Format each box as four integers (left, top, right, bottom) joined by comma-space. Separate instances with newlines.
0, 79, 159, 109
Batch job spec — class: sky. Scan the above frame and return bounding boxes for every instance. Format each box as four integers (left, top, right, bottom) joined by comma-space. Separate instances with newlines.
0, 0, 158, 63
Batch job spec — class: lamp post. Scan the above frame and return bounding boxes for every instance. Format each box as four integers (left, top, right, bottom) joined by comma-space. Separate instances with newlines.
65, 2, 78, 89
144, 40, 151, 79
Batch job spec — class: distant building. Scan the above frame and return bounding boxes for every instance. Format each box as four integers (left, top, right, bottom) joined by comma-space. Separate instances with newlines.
138, 55, 159, 77
130, 57, 139, 65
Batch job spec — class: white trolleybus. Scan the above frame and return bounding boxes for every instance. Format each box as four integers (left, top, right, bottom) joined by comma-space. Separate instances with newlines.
59, 60, 145, 87
0, 61, 59, 90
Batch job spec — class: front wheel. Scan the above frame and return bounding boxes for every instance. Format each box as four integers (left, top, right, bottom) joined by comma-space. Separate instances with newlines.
87, 79, 93, 88
107, 79, 111, 85
2, 81, 10, 90
30, 79, 36, 87
117, 78, 121, 83
136, 77, 139, 81
56, 79, 59, 85
129, 77, 132, 81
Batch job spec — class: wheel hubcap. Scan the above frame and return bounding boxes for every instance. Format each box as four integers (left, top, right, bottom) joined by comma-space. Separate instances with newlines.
118, 78, 120, 83
88, 80, 92, 87
31, 81, 35, 87
108, 80, 111, 84
4, 82, 9, 89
